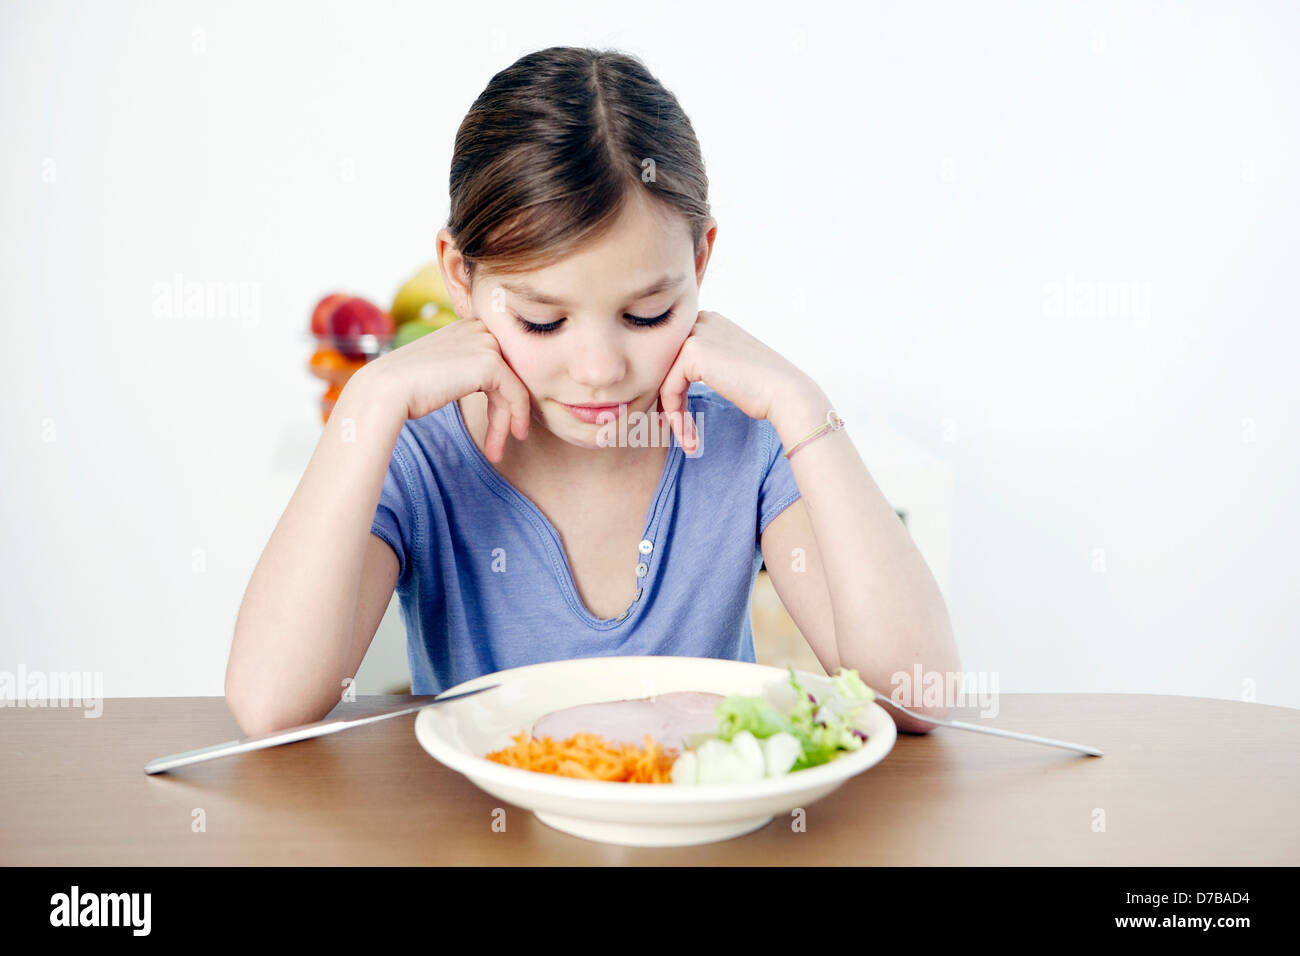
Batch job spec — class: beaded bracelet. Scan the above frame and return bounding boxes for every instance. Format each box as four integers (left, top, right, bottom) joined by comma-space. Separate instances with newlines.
783, 410, 846, 459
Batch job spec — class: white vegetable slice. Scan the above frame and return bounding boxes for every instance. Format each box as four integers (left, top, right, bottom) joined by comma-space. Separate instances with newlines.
694, 739, 736, 784
762, 678, 800, 715
670, 751, 698, 785
761, 732, 802, 777
729, 731, 766, 783
795, 672, 836, 705
695, 738, 762, 784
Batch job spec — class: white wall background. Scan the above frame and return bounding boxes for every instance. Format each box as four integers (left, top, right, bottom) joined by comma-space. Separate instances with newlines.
2, 0, 1296, 707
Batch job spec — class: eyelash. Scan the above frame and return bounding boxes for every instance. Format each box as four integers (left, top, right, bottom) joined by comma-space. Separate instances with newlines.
513, 309, 675, 336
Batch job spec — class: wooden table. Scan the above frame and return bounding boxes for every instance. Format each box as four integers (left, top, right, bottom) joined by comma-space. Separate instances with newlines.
2, 693, 1296, 865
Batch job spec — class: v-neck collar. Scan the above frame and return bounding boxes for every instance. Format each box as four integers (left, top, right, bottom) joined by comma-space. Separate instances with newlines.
446, 393, 689, 630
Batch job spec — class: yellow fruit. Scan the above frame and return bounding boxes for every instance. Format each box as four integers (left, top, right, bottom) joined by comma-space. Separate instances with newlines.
391, 264, 454, 327
425, 306, 458, 330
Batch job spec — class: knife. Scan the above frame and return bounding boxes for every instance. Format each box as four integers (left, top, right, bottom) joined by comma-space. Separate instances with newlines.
143, 683, 500, 774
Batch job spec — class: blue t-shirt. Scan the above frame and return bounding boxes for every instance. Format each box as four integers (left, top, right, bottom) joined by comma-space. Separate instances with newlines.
368, 381, 803, 695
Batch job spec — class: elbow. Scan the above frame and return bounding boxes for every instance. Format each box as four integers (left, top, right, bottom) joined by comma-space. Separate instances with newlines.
224, 656, 335, 738
224, 688, 294, 739
882, 618, 962, 735
888, 703, 952, 735
224, 680, 269, 738
905, 610, 962, 733
224, 660, 282, 739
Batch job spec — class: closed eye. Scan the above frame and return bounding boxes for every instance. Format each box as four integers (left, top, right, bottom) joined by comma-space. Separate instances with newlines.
514, 308, 675, 336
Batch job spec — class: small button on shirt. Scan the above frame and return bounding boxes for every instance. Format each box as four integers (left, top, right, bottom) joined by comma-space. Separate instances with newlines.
369, 382, 803, 695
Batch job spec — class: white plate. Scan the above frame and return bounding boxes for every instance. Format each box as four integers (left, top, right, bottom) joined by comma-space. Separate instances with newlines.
414, 655, 897, 847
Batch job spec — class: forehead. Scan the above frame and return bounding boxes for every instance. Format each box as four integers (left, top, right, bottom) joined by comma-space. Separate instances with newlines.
491, 193, 693, 305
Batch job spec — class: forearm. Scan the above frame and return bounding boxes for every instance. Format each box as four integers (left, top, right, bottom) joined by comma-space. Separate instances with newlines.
769, 375, 962, 732
226, 365, 408, 733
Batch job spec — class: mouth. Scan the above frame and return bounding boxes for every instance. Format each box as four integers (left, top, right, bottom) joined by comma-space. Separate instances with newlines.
559, 399, 634, 424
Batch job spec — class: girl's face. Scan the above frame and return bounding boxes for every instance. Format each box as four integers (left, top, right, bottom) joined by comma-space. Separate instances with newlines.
451, 192, 715, 450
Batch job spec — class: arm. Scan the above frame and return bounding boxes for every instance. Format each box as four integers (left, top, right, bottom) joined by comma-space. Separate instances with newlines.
225, 365, 407, 736
760, 376, 962, 734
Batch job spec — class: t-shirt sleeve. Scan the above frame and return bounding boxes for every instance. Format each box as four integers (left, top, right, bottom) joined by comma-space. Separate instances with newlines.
756, 418, 802, 545
370, 436, 415, 589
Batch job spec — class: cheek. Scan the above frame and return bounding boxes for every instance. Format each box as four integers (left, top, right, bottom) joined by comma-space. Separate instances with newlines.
476, 313, 540, 383
649, 318, 696, 371
647, 336, 684, 375
496, 336, 547, 387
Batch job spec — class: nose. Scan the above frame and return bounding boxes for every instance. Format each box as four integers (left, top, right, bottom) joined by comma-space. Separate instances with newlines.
568, 323, 627, 392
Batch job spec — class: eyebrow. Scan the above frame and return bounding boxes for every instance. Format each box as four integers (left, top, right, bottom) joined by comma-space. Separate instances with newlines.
500, 273, 686, 307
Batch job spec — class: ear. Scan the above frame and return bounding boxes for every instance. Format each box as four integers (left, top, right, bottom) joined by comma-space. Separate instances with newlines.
694, 217, 718, 284
436, 227, 475, 320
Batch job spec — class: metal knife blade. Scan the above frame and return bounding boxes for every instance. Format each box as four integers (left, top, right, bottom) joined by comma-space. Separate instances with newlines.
143, 683, 500, 775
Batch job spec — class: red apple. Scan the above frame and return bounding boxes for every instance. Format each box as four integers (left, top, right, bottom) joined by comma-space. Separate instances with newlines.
329, 297, 394, 359
310, 292, 352, 337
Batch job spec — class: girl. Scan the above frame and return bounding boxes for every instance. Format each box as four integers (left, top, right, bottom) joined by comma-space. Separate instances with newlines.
226, 47, 959, 738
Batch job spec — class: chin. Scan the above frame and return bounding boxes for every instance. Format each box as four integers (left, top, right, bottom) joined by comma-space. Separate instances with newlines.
547, 408, 622, 449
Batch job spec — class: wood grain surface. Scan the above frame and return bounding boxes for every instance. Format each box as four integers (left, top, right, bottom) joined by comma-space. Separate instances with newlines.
2, 692, 1296, 865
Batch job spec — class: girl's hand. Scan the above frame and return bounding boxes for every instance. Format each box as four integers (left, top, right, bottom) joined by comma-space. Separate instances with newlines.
358, 316, 531, 462
657, 310, 809, 450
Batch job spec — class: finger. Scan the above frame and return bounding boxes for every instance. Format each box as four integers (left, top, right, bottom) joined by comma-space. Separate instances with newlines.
504, 370, 530, 441
484, 388, 511, 462
486, 351, 531, 442
658, 360, 692, 449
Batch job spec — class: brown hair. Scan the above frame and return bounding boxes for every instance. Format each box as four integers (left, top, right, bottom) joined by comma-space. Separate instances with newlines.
446, 46, 711, 286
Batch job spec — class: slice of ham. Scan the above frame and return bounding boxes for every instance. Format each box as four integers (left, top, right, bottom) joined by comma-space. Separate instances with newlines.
530, 691, 726, 752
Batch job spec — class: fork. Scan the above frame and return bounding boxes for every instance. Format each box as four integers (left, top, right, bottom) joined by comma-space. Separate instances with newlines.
867, 689, 1103, 756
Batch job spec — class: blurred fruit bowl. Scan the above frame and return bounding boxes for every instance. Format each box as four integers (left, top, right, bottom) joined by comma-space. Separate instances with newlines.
311, 331, 394, 359
307, 339, 386, 385
308, 338, 390, 423
319, 381, 343, 422
308, 265, 459, 424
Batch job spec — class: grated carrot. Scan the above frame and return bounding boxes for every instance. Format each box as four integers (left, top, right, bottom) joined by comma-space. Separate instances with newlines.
484, 731, 679, 783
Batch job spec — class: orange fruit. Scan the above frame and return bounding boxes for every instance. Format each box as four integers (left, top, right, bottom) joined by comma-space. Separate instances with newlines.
309, 347, 366, 386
